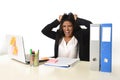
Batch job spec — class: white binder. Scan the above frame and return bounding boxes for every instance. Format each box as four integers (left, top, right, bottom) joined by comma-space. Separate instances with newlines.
90, 24, 100, 71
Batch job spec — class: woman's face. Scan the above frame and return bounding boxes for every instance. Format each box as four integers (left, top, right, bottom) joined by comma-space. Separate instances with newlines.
62, 21, 73, 37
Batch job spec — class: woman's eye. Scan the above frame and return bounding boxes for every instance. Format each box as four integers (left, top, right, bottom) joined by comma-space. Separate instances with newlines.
62, 25, 66, 27
68, 25, 72, 27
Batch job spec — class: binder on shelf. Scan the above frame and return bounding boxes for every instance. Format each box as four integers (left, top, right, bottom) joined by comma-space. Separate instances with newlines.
90, 24, 100, 71
100, 23, 112, 72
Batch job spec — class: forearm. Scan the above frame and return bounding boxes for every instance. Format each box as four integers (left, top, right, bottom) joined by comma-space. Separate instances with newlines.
76, 18, 92, 27
42, 19, 60, 31
41, 19, 60, 39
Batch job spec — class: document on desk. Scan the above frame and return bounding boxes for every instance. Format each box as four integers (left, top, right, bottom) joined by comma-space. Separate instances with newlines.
44, 57, 79, 68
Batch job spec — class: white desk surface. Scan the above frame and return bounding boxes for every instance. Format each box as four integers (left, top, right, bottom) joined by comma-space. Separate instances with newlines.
0, 55, 120, 80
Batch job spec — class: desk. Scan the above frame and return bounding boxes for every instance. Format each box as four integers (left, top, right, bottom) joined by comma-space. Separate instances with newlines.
0, 55, 120, 80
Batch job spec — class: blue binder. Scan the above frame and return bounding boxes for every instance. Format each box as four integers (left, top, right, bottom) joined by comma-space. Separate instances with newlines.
100, 23, 112, 72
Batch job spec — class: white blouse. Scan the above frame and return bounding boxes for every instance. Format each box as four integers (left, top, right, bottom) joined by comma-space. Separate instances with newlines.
58, 36, 79, 58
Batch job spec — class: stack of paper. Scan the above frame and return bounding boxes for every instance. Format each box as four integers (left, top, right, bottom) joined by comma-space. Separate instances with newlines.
44, 57, 79, 68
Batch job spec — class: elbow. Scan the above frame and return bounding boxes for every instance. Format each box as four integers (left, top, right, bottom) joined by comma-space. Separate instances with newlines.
41, 28, 46, 35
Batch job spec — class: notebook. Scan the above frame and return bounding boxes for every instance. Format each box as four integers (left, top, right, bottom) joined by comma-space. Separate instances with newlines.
44, 57, 79, 68
6, 35, 48, 64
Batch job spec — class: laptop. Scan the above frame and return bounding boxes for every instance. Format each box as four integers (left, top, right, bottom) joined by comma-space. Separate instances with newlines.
6, 35, 49, 64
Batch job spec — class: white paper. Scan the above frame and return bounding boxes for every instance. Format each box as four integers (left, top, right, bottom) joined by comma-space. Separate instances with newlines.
44, 57, 79, 68
102, 27, 111, 42
91, 27, 100, 40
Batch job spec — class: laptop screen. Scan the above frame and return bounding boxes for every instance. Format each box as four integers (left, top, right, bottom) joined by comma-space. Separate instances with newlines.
6, 35, 26, 63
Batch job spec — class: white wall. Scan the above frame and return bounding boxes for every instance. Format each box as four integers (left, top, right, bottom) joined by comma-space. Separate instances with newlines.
0, 0, 120, 66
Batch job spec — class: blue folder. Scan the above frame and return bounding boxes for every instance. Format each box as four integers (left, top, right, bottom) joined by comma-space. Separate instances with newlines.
100, 23, 112, 72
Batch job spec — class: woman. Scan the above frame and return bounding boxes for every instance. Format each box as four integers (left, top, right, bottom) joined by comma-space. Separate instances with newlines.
41, 13, 92, 61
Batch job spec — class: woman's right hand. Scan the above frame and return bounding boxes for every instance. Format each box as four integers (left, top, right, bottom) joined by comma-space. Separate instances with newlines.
58, 15, 62, 22
74, 14, 78, 20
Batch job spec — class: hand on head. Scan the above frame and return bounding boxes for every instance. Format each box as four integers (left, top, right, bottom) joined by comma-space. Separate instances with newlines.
58, 13, 78, 22
58, 15, 63, 22
74, 14, 77, 20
